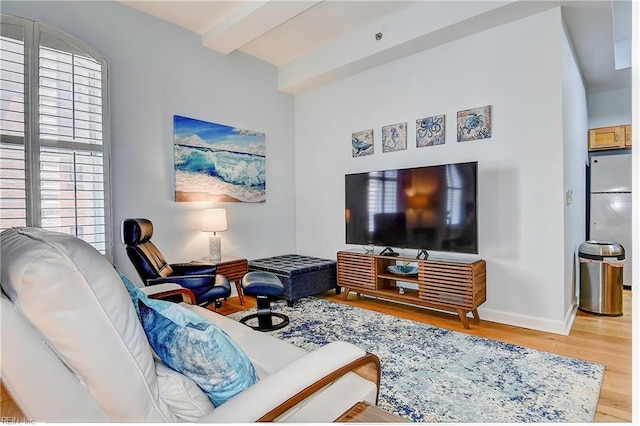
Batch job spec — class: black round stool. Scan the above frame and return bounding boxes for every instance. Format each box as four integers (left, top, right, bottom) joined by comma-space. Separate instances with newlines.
240, 271, 289, 331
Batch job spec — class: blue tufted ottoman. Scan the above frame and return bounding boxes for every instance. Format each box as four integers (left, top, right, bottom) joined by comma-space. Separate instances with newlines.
248, 254, 341, 306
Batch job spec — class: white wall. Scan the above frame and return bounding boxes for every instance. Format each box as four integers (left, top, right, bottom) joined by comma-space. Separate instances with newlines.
561, 20, 589, 332
587, 88, 633, 128
295, 8, 576, 333
2, 1, 297, 287
3, 2, 591, 333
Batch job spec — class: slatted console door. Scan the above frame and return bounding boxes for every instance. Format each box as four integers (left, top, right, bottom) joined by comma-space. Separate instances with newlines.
337, 251, 486, 329
337, 251, 377, 290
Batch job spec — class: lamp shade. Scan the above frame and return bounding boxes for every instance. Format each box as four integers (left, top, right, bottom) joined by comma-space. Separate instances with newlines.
202, 209, 227, 233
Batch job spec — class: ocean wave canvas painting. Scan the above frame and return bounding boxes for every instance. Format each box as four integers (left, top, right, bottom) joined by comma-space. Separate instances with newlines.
174, 115, 266, 203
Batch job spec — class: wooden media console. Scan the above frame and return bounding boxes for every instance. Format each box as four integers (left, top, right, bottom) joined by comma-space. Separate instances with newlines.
337, 250, 486, 329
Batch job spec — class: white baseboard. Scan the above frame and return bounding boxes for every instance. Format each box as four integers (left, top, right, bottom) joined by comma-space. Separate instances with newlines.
479, 301, 578, 336
562, 300, 579, 335
358, 293, 580, 335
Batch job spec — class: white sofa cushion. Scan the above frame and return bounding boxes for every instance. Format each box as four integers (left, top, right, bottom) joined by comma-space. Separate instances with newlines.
155, 361, 214, 421
0, 293, 111, 421
0, 227, 175, 421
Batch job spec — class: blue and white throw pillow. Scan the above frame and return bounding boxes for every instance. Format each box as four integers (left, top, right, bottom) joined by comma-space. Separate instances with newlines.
116, 268, 258, 406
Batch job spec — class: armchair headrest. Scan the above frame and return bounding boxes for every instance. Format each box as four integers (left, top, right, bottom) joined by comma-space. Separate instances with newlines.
122, 218, 153, 245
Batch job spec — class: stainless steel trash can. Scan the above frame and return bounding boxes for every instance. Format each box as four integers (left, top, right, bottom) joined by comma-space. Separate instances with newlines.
578, 241, 624, 316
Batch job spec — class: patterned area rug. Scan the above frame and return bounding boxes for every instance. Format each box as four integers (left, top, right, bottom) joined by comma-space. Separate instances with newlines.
228, 297, 605, 423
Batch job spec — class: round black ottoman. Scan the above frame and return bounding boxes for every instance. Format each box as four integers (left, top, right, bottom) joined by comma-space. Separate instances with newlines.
240, 271, 289, 331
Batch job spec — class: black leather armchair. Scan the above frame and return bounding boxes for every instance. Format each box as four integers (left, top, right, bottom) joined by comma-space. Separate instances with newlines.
122, 218, 231, 309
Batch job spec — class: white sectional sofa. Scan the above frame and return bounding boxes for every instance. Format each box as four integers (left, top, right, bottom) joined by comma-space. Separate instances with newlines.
0, 227, 379, 422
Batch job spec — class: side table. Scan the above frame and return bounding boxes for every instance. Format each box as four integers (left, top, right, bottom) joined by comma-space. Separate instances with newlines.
192, 257, 248, 305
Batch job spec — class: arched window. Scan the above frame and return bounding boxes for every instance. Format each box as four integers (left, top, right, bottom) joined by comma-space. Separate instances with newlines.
0, 14, 112, 260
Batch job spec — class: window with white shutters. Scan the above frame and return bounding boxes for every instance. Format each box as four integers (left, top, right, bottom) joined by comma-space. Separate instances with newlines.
0, 15, 112, 259
0, 21, 26, 230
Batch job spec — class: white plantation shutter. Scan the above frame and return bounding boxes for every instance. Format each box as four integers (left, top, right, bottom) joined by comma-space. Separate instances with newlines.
39, 38, 104, 145
0, 22, 27, 229
0, 142, 26, 229
40, 148, 106, 252
0, 15, 112, 259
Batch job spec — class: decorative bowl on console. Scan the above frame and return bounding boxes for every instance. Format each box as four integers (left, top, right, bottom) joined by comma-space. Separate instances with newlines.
386, 264, 418, 276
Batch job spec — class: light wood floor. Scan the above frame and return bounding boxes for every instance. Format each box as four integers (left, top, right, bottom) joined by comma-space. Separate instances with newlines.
2, 291, 632, 422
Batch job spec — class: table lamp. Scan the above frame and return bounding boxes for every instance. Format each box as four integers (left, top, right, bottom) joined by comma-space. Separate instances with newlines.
202, 208, 227, 261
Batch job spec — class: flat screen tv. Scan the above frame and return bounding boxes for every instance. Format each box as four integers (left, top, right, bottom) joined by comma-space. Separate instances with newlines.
345, 161, 478, 254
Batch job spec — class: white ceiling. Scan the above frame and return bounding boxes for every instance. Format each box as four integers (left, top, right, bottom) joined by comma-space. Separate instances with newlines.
119, 0, 632, 94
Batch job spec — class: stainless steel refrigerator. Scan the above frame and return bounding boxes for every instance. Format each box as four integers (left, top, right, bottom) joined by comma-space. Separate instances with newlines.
589, 152, 632, 287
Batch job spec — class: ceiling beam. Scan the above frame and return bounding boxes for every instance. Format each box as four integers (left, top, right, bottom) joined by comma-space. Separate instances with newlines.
612, 0, 632, 70
201, 0, 321, 55
277, 0, 562, 94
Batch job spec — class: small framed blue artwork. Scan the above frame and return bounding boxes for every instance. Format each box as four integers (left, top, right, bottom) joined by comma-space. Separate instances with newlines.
382, 122, 407, 153
173, 115, 265, 203
457, 105, 492, 142
352, 129, 374, 157
416, 114, 445, 147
